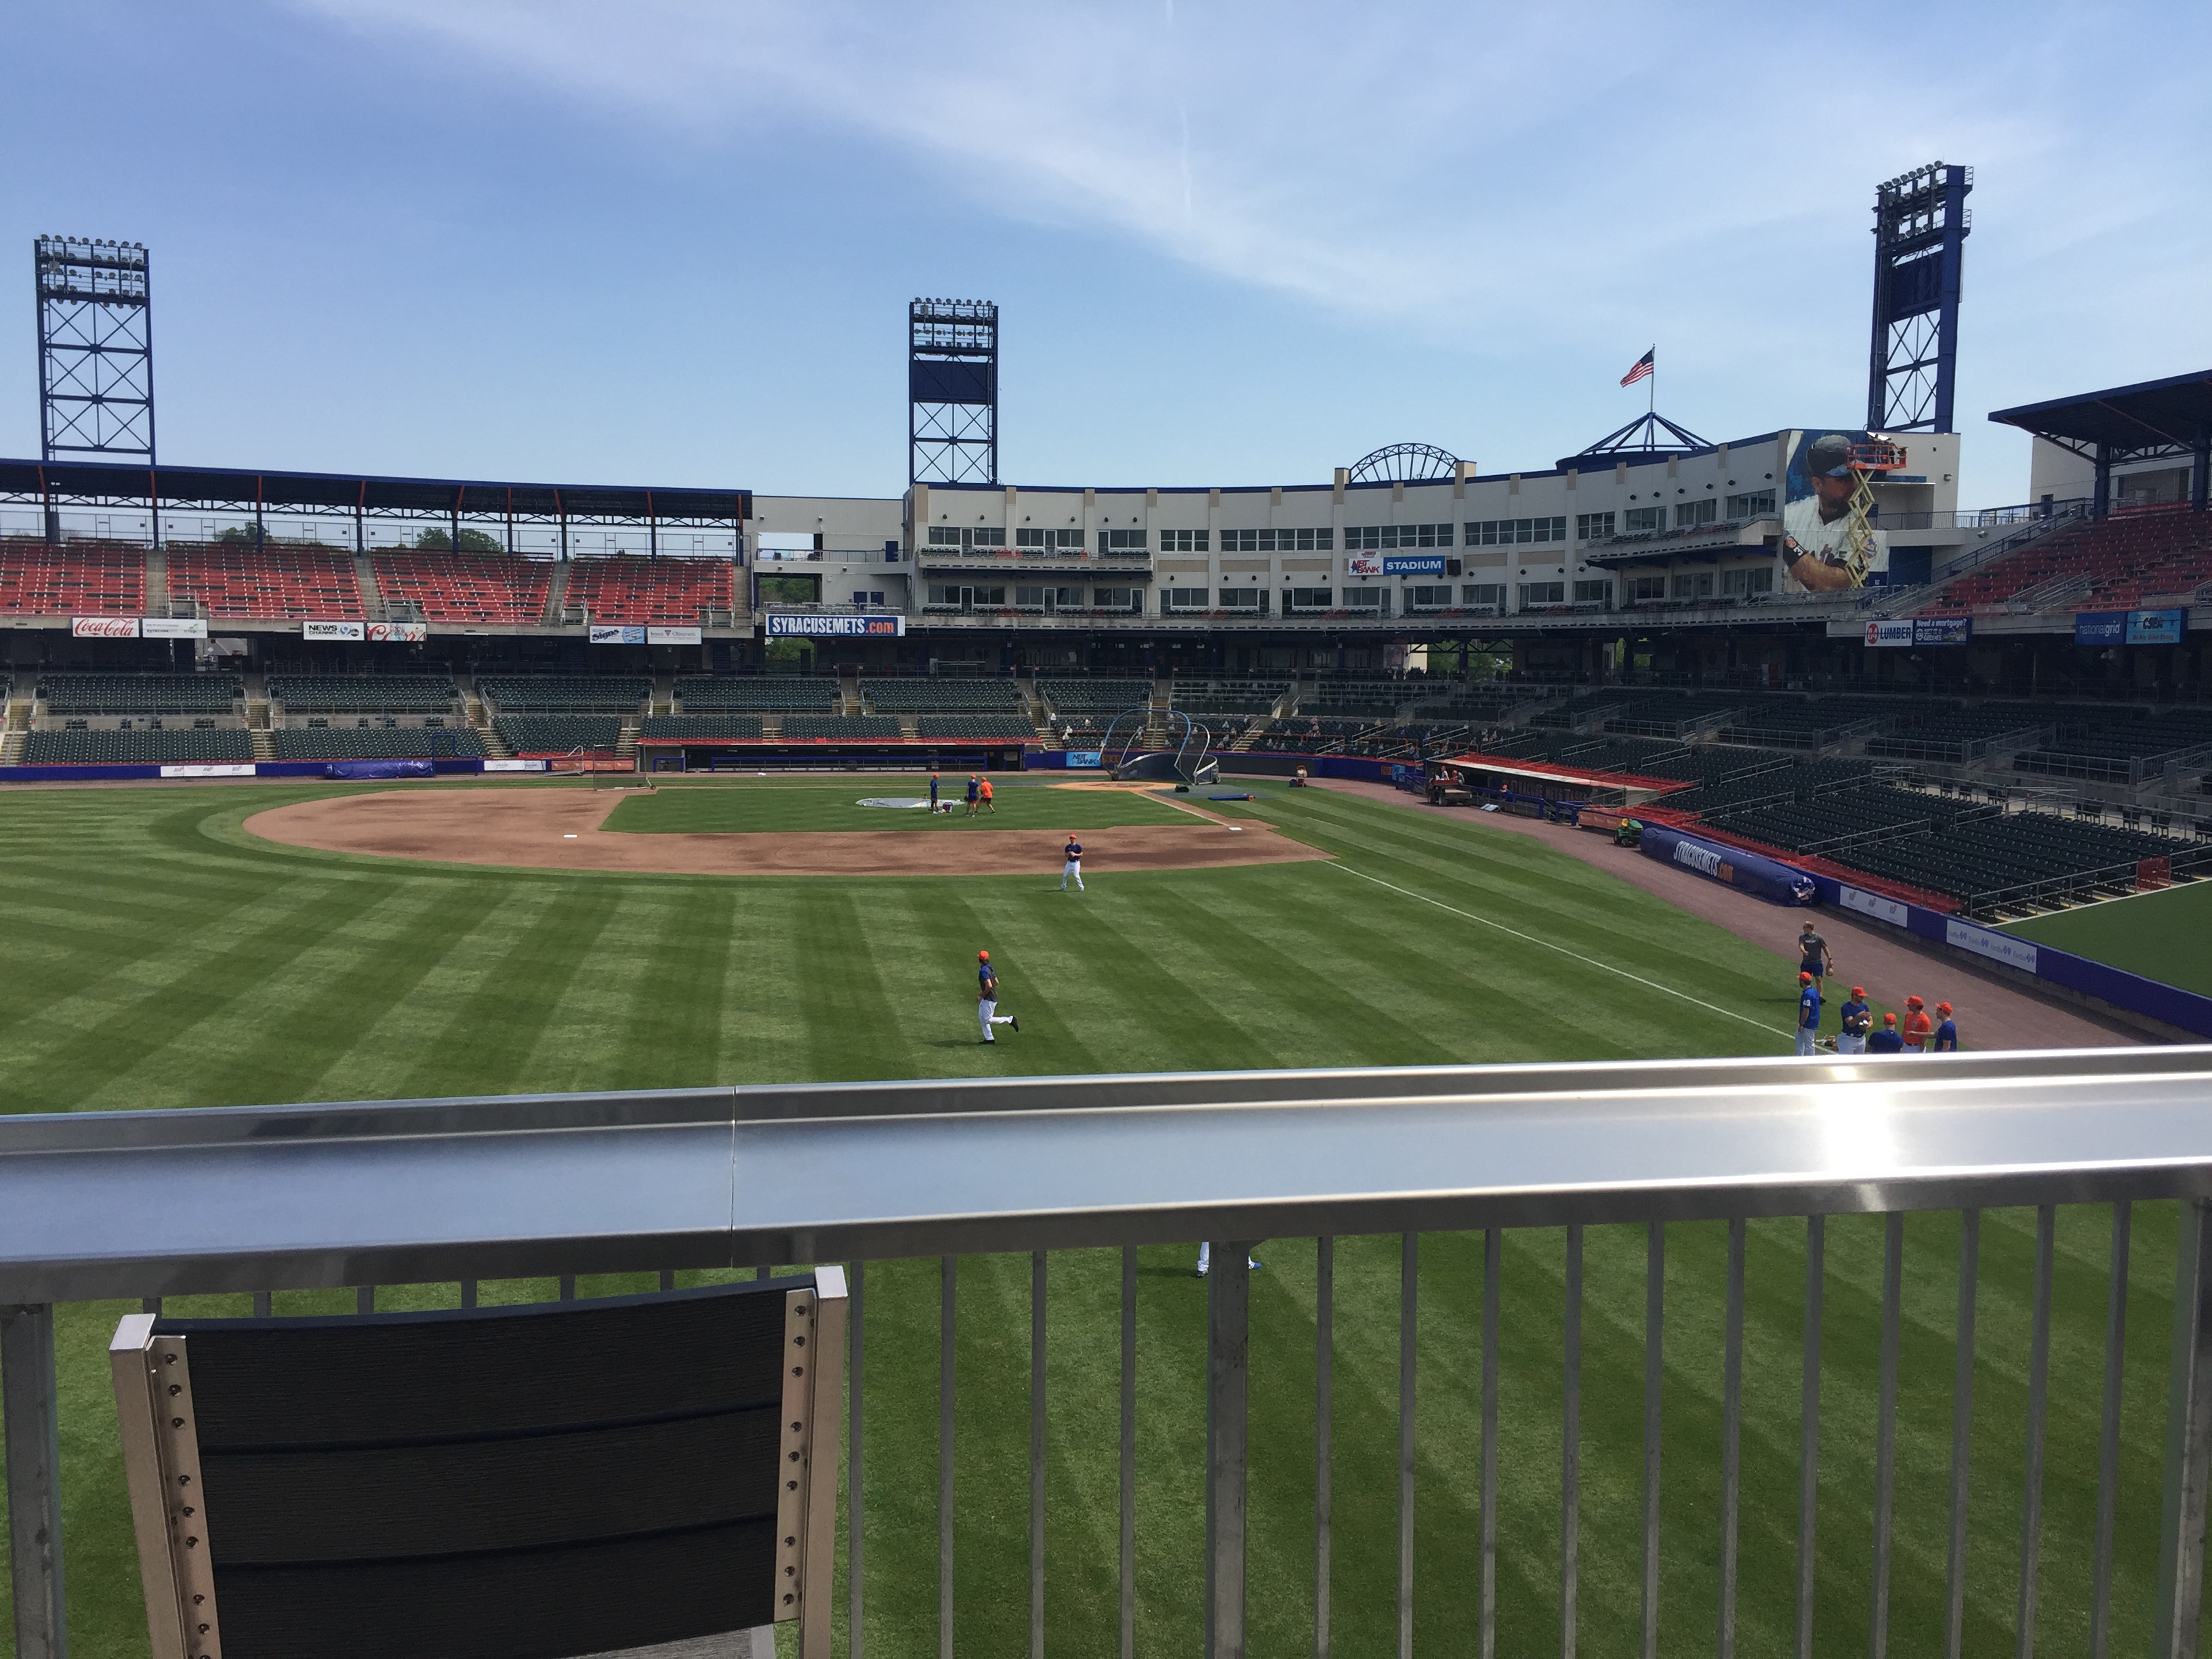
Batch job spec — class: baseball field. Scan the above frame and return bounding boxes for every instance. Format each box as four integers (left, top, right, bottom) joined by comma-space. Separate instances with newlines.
0, 774, 2189, 1656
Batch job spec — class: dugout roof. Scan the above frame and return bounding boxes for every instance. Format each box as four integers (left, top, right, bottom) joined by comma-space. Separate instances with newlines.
0, 457, 750, 524
1988, 369, 2212, 464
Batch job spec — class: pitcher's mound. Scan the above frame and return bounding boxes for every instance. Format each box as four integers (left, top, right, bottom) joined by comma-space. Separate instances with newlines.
244, 787, 1330, 877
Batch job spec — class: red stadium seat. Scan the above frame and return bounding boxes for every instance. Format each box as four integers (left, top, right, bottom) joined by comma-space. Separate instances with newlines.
167, 542, 363, 619
0, 538, 147, 615
1919, 510, 2212, 617
565, 555, 733, 624
373, 553, 553, 625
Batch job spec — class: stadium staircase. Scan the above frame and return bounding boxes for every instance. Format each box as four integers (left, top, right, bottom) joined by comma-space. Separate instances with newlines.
243, 673, 271, 734
652, 674, 674, 716
899, 716, 922, 740
540, 562, 573, 628
617, 720, 640, 762
354, 554, 387, 619
249, 728, 276, 762
143, 546, 167, 612
838, 668, 864, 714
760, 716, 785, 739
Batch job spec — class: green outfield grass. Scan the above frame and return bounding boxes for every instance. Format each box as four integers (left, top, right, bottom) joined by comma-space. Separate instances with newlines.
0, 777, 2184, 1657
1999, 878, 2212, 997
605, 773, 1194, 834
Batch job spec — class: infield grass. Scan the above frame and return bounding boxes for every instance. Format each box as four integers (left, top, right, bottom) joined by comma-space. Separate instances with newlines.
0, 776, 2186, 1657
1998, 877, 2212, 997
605, 773, 1195, 834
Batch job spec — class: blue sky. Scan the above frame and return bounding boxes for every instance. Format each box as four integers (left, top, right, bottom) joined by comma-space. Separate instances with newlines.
4, 1, 2208, 506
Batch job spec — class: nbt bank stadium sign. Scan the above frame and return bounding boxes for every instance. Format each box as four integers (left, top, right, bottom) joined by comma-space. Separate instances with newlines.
765, 613, 906, 638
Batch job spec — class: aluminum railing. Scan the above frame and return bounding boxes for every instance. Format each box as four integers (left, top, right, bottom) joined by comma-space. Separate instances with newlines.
10, 1053, 2212, 1659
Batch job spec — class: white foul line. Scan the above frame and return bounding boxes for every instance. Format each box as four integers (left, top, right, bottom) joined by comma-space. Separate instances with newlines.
1330, 860, 1790, 1044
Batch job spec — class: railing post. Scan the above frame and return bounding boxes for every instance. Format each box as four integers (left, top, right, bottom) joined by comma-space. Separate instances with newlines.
2156, 1198, 2212, 1659
1206, 1241, 1254, 1659
3, 1302, 68, 1659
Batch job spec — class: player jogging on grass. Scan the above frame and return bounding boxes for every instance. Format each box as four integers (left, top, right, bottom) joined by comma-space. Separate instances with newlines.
1060, 834, 1084, 892
1795, 971, 1822, 1057
977, 951, 1018, 1044
980, 777, 996, 814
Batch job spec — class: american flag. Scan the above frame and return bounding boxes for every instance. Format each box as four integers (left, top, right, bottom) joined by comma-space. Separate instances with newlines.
1620, 348, 1654, 387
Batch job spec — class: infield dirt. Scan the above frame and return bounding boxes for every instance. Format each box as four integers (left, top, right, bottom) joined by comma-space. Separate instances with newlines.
243, 785, 1331, 876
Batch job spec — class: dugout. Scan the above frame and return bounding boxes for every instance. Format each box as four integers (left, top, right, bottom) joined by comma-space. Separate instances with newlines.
639, 739, 1027, 773
1426, 757, 1641, 818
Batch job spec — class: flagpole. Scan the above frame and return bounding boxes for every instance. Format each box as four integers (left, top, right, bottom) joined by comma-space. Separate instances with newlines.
1648, 346, 1655, 420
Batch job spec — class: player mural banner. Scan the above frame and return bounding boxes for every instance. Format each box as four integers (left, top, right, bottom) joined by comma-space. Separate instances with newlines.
302, 619, 366, 641
1778, 430, 1898, 594
764, 612, 906, 638
73, 616, 140, 638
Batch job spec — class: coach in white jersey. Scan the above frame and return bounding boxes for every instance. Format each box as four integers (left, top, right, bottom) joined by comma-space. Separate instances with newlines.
1781, 432, 1886, 592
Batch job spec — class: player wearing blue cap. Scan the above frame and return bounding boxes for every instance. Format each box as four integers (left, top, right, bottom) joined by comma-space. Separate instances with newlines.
977, 950, 1018, 1044
1060, 834, 1084, 892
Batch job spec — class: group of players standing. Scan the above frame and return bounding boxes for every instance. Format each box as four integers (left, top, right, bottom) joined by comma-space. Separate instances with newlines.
1793, 921, 1959, 1056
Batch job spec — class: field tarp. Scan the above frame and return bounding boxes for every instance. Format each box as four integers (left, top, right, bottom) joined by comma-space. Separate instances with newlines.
1639, 823, 1817, 906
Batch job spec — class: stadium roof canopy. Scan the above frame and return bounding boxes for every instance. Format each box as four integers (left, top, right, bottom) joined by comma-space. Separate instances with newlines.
1988, 369, 2212, 464
0, 457, 750, 524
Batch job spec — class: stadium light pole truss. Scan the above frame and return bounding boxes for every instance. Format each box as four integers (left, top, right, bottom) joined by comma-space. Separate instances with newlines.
1866, 163, 1971, 434
909, 298, 998, 487
35, 237, 155, 476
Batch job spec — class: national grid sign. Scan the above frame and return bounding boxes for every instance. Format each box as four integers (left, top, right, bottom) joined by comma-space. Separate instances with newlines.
765, 611, 906, 638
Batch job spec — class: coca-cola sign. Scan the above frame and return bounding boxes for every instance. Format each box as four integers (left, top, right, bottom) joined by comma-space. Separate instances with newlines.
72, 616, 141, 638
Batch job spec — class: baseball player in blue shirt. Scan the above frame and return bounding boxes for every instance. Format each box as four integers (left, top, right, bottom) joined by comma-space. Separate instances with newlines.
1932, 1002, 1959, 1052
1060, 834, 1084, 892
1795, 971, 1822, 1056
977, 950, 1018, 1043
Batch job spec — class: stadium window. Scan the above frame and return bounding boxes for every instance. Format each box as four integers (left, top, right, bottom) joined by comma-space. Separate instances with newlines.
1345, 524, 1452, 551
850, 590, 886, 607
1465, 517, 1565, 546
1219, 529, 1257, 552
1092, 586, 1143, 611
1670, 571, 1715, 600
1159, 529, 1210, 553
1517, 581, 1565, 607
1408, 585, 1455, 609
1675, 499, 1718, 529
1576, 512, 1616, 542
1629, 575, 1666, 601
1017, 527, 1084, 550
1098, 529, 1149, 556
1342, 586, 1385, 612
1461, 583, 1503, 608
928, 526, 961, 546
1218, 588, 1266, 612
1720, 566, 1775, 598
1624, 507, 1665, 534
1286, 587, 1334, 611
1163, 588, 1210, 611
1725, 489, 1777, 518
1572, 579, 1612, 605
1256, 528, 1330, 552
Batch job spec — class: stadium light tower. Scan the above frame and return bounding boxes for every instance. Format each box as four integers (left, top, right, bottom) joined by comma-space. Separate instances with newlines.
35, 235, 155, 464
909, 298, 997, 485
1866, 163, 1970, 434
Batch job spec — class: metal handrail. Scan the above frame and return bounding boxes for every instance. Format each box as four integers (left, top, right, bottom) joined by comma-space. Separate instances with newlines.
14, 1056, 2212, 1659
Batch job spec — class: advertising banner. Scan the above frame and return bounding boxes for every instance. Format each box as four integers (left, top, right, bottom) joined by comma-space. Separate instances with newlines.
482, 758, 550, 773
590, 625, 647, 644
159, 763, 255, 778
2074, 611, 2126, 647
1382, 554, 1447, 577
1063, 750, 1104, 768
1914, 616, 1972, 646
73, 616, 140, 638
1779, 430, 1893, 594
1346, 555, 1382, 578
1839, 885, 1909, 926
764, 612, 906, 638
647, 626, 703, 645
2126, 607, 2186, 644
142, 617, 208, 639
302, 619, 366, 641
1944, 918, 2039, 972
367, 621, 428, 643
1864, 620, 1914, 647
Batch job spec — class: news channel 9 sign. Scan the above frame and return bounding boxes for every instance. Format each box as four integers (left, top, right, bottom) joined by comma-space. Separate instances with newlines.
1779, 430, 1893, 595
